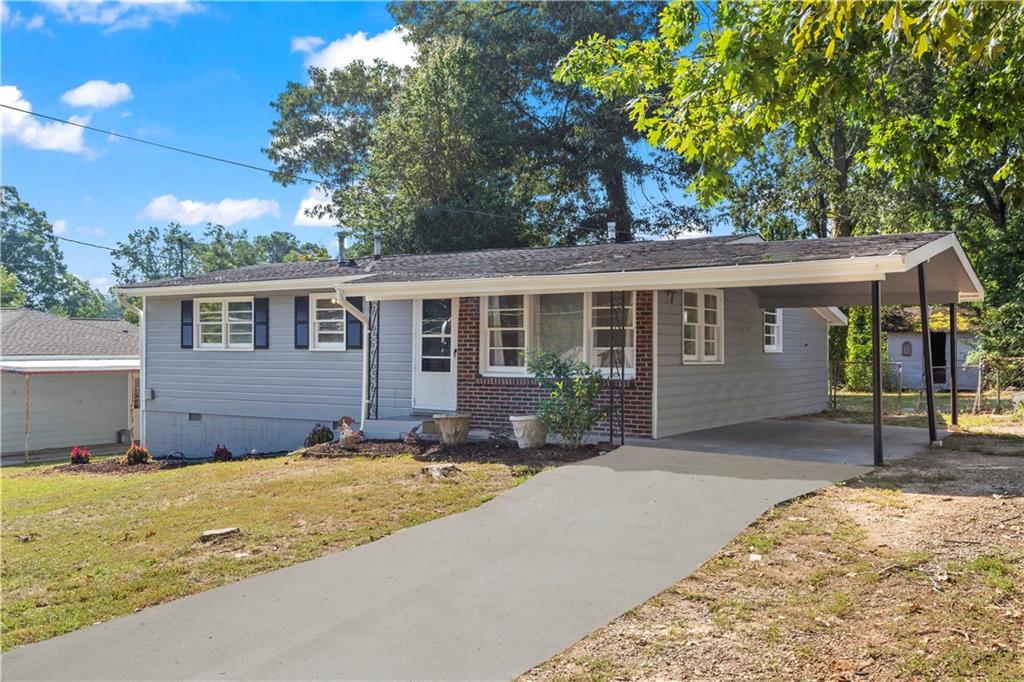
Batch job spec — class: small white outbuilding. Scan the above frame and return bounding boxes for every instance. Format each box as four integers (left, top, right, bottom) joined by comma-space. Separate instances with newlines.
1, 308, 139, 463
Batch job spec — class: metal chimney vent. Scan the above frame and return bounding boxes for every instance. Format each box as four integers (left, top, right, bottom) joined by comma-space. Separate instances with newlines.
336, 231, 347, 264
607, 221, 616, 242
373, 232, 382, 260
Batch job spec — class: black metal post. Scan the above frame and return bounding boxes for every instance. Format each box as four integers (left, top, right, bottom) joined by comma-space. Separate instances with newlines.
871, 280, 884, 466
949, 303, 959, 426
918, 265, 938, 442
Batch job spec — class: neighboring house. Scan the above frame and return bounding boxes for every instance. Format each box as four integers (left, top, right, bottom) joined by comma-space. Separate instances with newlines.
114, 231, 983, 459
0, 309, 139, 459
885, 308, 980, 391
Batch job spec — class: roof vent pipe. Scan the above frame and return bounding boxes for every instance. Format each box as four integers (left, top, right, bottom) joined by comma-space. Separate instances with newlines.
607, 221, 617, 243
373, 232, 382, 260
336, 230, 346, 265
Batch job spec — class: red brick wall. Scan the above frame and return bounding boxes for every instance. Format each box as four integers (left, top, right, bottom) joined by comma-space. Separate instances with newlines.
456, 291, 653, 438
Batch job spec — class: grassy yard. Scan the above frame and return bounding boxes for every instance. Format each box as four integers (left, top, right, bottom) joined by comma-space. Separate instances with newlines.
824, 391, 1024, 434
1, 452, 526, 650
522, 431, 1024, 681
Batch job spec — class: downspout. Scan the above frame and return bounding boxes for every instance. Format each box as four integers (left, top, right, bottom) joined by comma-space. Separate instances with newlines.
333, 286, 370, 430
119, 293, 146, 446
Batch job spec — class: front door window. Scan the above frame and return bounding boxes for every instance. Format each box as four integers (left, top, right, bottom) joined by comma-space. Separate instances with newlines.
420, 299, 452, 372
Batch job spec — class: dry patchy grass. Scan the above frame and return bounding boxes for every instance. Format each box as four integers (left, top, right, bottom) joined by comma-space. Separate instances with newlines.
522, 433, 1024, 682
1, 452, 525, 650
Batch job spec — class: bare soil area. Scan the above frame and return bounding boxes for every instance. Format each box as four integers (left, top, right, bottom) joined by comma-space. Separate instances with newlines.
45, 458, 188, 475
522, 434, 1024, 681
303, 439, 600, 467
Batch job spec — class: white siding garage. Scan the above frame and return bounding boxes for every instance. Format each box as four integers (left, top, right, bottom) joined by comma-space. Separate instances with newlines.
1, 371, 136, 454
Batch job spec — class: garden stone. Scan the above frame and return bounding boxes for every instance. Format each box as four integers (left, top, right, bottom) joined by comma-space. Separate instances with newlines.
199, 527, 240, 542
422, 464, 461, 480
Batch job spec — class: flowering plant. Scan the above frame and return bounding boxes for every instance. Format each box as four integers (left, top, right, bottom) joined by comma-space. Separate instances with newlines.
212, 444, 233, 461
123, 442, 151, 465
69, 445, 91, 464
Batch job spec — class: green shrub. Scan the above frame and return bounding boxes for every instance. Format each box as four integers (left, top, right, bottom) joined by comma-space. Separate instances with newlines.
844, 306, 886, 391
122, 443, 151, 465
526, 351, 607, 449
303, 424, 334, 448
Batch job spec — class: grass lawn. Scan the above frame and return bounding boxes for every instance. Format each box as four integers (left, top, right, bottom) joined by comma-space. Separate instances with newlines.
1, 452, 527, 650
824, 391, 1024, 434
522, 431, 1024, 681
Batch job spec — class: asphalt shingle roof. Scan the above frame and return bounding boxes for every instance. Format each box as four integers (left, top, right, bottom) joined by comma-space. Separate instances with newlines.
0, 309, 138, 357
120, 232, 951, 291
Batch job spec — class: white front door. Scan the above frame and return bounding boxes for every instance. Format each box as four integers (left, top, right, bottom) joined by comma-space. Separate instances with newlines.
413, 298, 458, 412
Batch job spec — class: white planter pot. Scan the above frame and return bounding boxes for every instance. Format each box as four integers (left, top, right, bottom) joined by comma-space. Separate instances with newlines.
509, 415, 548, 449
433, 414, 471, 445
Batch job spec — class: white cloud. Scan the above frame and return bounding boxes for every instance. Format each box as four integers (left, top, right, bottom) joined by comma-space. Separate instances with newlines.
52, 219, 68, 234
292, 188, 336, 227
90, 276, 110, 289
77, 226, 105, 236
2, 4, 47, 31
61, 80, 132, 108
45, 1, 203, 33
142, 194, 280, 226
290, 35, 324, 54
303, 28, 417, 71
0, 85, 90, 154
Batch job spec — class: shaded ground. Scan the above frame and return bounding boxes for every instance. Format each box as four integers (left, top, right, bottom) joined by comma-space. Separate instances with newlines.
1, 450, 537, 650
522, 432, 1024, 682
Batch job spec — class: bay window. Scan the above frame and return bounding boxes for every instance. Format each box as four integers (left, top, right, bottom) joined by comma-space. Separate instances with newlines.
481, 291, 635, 375
763, 308, 782, 353
196, 297, 253, 350
681, 289, 723, 364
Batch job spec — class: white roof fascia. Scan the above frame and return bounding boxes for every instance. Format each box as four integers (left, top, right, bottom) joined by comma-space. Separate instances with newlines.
114, 274, 367, 297
1, 357, 140, 374
813, 307, 849, 326
899, 233, 985, 302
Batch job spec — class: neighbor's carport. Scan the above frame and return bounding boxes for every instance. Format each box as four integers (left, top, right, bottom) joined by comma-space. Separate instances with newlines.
0, 358, 139, 464
748, 233, 984, 464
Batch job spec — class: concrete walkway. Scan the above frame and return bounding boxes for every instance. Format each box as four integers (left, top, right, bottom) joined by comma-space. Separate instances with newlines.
3, 446, 866, 681
647, 418, 937, 466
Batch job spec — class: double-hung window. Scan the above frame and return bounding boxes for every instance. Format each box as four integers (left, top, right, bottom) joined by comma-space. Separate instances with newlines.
681, 289, 723, 364
310, 296, 346, 350
763, 308, 782, 353
196, 297, 254, 350
485, 295, 527, 370
481, 291, 635, 375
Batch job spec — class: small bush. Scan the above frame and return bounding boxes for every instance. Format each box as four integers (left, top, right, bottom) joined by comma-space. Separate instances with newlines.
122, 442, 151, 465
526, 351, 607, 449
69, 445, 91, 464
338, 416, 363, 451
211, 444, 233, 461
304, 424, 334, 448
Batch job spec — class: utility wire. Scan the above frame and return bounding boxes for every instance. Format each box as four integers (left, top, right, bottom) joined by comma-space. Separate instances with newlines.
0, 104, 532, 226
2, 234, 116, 251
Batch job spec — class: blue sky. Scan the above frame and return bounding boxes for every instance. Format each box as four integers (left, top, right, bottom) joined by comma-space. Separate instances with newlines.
2, 1, 414, 291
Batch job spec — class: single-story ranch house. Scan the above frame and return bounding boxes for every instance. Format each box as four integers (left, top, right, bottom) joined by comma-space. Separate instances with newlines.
1, 308, 139, 461
114, 231, 983, 460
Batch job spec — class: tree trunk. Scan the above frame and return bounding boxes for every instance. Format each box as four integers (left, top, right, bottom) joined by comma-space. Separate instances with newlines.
830, 119, 855, 238
602, 166, 633, 242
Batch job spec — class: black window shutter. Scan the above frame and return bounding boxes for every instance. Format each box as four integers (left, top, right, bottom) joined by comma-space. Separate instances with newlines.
294, 296, 309, 349
346, 297, 364, 350
254, 298, 270, 349
180, 300, 193, 349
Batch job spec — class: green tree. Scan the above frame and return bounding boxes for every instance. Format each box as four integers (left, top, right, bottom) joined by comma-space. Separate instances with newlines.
1, 186, 111, 317
844, 307, 884, 391
0, 266, 27, 307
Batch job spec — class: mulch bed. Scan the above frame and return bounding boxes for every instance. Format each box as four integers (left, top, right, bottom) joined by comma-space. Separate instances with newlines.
302, 439, 601, 466
45, 458, 189, 476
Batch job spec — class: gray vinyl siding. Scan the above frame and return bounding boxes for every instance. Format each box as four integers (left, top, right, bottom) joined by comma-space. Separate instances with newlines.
656, 288, 828, 438
143, 292, 413, 457
1, 372, 134, 453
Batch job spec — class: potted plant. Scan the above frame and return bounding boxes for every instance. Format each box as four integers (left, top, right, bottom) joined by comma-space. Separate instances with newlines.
508, 415, 547, 449
526, 351, 607, 449
432, 414, 471, 445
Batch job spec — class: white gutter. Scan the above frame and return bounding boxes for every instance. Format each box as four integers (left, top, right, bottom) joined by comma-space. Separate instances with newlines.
114, 274, 366, 297
117, 293, 146, 446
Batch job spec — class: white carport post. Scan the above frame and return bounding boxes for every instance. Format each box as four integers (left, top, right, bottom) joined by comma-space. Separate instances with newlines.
23, 373, 30, 464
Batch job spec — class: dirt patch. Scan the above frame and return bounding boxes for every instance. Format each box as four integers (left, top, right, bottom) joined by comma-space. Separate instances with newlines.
44, 459, 190, 476
302, 439, 600, 467
521, 438, 1024, 681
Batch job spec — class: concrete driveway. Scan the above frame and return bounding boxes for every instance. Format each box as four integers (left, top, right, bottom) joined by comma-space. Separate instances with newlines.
3, 445, 866, 681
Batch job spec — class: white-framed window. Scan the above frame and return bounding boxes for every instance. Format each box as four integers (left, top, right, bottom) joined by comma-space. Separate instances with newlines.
195, 297, 254, 350
590, 291, 635, 371
763, 308, 782, 353
485, 294, 527, 371
481, 291, 636, 376
310, 295, 346, 350
681, 289, 724, 364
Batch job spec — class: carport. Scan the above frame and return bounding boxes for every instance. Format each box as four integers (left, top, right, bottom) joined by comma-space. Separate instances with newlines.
746, 232, 983, 464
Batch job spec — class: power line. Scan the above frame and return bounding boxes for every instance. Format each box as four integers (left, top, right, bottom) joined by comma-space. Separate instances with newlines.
1, 104, 324, 187
2, 233, 116, 251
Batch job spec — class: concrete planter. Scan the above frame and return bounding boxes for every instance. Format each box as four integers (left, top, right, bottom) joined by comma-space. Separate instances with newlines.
433, 414, 471, 445
509, 415, 547, 449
